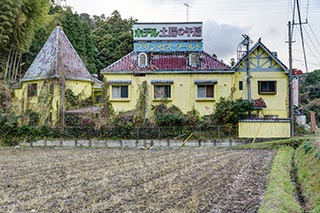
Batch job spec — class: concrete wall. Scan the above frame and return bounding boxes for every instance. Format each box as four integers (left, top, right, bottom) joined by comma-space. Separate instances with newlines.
238, 120, 290, 138
26, 139, 244, 148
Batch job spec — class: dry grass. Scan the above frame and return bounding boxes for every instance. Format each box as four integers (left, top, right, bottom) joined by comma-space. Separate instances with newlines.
0, 147, 275, 212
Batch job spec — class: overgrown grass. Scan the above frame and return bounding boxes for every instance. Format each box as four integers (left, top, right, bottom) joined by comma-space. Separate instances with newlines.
233, 138, 305, 150
295, 140, 320, 212
258, 146, 302, 213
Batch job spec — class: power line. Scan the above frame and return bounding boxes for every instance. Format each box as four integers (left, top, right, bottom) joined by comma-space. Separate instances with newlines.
307, 23, 320, 51
303, 25, 320, 60
296, 0, 308, 72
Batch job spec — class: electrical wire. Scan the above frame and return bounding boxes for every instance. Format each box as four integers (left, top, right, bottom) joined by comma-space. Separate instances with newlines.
303, 25, 320, 58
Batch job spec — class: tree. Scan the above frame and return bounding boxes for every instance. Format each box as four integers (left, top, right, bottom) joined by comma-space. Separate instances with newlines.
211, 98, 253, 125
93, 10, 136, 73
0, 81, 11, 111
0, 0, 50, 82
300, 69, 320, 124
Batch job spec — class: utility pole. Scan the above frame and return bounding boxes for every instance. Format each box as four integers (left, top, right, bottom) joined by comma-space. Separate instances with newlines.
242, 34, 251, 103
184, 3, 191, 22
288, 21, 294, 137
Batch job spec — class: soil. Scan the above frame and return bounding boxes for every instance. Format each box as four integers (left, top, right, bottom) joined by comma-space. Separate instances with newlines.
0, 148, 275, 212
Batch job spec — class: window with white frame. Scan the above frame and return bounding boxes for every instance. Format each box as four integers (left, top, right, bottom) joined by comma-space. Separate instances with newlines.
138, 52, 148, 67
112, 85, 129, 99
197, 85, 214, 98
154, 85, 171, 99
189, 53, 200, 66
194, 80, 216, 99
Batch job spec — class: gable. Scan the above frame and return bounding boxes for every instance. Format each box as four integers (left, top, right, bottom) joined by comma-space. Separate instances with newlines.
234, 41, 287, 72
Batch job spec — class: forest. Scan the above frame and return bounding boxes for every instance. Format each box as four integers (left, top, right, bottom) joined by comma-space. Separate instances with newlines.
0, 0, 135, 81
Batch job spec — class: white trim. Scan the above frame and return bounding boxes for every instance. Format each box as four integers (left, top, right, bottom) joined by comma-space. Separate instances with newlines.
138, 52, 148, 67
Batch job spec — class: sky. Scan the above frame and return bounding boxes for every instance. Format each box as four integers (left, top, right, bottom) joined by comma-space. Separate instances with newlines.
63, 0, 320, 72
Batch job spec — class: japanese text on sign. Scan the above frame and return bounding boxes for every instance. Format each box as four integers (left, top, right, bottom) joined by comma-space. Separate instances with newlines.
133, 22, 203, 41
134, 41, 203, 52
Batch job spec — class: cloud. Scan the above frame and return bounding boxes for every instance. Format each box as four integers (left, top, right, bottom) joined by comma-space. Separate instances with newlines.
203, 20, 250, 62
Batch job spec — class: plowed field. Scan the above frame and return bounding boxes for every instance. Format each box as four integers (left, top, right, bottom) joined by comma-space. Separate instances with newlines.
0, 148, 275, 212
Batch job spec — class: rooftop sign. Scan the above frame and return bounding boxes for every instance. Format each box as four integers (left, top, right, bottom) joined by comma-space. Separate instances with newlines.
133, 22, 203, 41
134, 41, 203, 52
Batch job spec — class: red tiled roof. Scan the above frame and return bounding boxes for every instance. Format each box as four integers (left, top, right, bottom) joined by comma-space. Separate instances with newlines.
252, 98, 267, 108
292, 68, 303, 75
22, 26, 97, 82
101, 51, 230, 73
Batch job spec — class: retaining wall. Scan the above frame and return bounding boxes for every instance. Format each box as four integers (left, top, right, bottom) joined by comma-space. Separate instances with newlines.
24, 139, 244, 148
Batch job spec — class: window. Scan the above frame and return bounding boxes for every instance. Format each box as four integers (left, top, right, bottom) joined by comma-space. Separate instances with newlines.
258, 81, 277, 94
95, 95, 102, 103
112, 86, 129, 99
189, 53, 200, 66
49, 84, 54, 95
239, 81, 243, 90
197, 85, 214, 98
27, 83, 37, 97
138, 52, 148, 67
154, 85, 171, 99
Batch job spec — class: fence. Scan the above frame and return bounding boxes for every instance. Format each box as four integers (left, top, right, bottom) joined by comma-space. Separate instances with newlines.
51, 125, 238, 140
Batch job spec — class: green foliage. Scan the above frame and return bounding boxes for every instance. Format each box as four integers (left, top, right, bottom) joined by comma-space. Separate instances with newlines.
0, 0, 21, 53
0, 0, 50, 53
65, 89, 94, 109
184, 107, 203, 126
0, 81, 11, 111
23, 109, 40, 126
134, 80, 147, 125
303, 140, 315, 154
93, 10, 136, 72
258, 147, 302, 213
65, 89, 80, 108
212, 98, 253, 125
295, 140, 320, 212
300, 69, 320, 124
234, 138, 305, 150
152, 104, 185, 126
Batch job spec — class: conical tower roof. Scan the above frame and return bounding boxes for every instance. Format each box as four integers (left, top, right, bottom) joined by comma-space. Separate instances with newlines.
22, 26, 94, 82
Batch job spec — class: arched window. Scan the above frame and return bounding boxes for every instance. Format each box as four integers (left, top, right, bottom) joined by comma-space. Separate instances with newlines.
138, 53, 148, 67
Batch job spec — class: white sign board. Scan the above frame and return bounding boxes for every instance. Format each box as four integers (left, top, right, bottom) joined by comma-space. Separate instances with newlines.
133, 22, 203, 41
292, 77, 299, 106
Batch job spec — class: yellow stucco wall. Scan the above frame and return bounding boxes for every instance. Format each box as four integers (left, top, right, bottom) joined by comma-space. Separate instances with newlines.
233, 71, 288, 118
238, 121, 290, 138
104, 72, 234, 116
65, 80, 93, 98
13, 79, 94, 126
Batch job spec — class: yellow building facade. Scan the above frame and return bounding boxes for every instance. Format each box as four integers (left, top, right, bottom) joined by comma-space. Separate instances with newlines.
101, 23, 290, 138
13, 26, 102, 126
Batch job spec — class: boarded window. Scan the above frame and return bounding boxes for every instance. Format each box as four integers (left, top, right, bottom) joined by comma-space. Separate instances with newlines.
27, 83, 37, 97
258, 81, 277, 94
